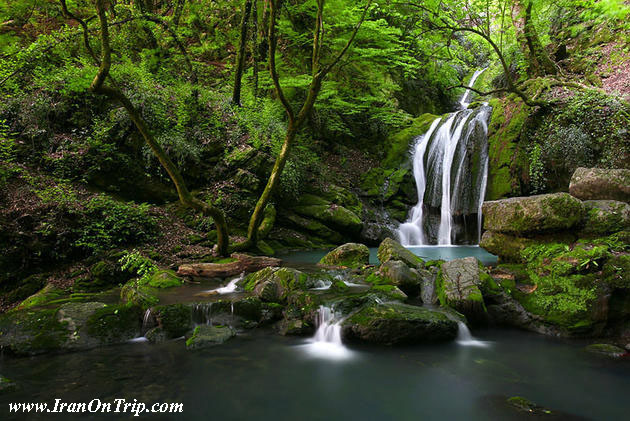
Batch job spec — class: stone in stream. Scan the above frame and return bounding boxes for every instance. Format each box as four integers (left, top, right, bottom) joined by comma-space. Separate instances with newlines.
319, 243, 370, 268
185, 325, 235, 350
0, 375, 18, 394
482, 193, 586, 235
177, 253, 281, 279
377, 237, 424, 269
341, 302, 457, 345
378, 260, 422, 297
437, 257, 486, 321
584, 343, 627, 358
569, 167, 630, 203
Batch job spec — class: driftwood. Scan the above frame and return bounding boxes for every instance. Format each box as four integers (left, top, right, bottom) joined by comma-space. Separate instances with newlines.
177, 253, 282, 278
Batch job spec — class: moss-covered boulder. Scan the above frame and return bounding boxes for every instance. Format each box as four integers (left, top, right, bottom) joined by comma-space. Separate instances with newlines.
437, 257, 486, 321
0, 302, 141, 355
185, 325, 235, 350
602, 254, 630, 289
482, 193, 586, 235
152, 304, 193, 338
319, 243, 369, 268
16, 283, 67, 310
292, 193, 363, 236
145, 269, 183, 288
239, 267, 310, 304
378, 260, 421, 297
480, 232, 536, 263
377, 237, 424, 268
581, 200, 630, 235
120, 279, 159, 308
0, 375, 18, 394
584, 343, 626, 358
341, 302, 457, 345
569, 167, 630, 202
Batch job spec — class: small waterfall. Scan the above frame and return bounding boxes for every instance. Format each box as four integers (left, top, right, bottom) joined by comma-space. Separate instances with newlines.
456, 321, 489, 347
204, 272, 244, 295
192, 302, 213, 325
398, 68, 491, 246
300, 305, 353, 360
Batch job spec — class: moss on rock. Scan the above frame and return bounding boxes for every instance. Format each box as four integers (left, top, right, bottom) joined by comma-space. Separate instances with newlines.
319, 243, 370, 268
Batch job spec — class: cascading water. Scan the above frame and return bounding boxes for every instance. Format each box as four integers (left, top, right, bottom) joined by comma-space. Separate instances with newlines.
300, 305, 353, 360
398, 69, 491, 246
456, 321, 489, 347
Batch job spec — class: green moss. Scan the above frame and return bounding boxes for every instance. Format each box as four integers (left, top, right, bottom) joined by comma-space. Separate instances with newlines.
0, 308, 69, 355
144, 269, 183, 288
120, 279, 159, 308
85, 303, 141, 341
17, 284, 67, 310
154, 304, 193, 338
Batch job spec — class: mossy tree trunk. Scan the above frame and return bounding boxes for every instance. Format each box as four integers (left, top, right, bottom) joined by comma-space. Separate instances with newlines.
511, 0, 557, 76
232, 0, 253, 106
71, 0, 231, 256
245, 0, 371, 246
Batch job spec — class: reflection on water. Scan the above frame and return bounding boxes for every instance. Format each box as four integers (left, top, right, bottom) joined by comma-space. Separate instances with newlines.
1, 329, 628, 420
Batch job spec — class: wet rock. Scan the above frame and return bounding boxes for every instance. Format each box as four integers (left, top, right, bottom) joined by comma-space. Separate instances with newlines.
120, 280, 159, 308
277, 318, 313, 336
482, 193, 586, 235
0, 375, 18, 394
379, 260, 421, 297
480, 231, 536, 263
145, 270, 183, 288
153, 304, 193, 338
319, 243, 370, 268
377, 237, 424, 268
584, 343, 627, 358
569, 167, 630, 202
239, 267, 310, 304
145, 327, 168, 344
16, 283, 66, 310
581, 200, 630, 235
419, 267, 439, 305
437, 257, 486, 321
341, 302, 457, 345
185, 325, 235, 350
292, 193, 363, 236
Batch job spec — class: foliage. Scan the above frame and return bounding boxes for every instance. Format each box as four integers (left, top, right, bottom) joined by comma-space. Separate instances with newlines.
118, 250, 158, 284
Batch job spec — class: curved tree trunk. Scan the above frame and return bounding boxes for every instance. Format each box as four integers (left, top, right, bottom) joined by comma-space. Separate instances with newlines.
232, 0, 253, 105
511, 0, 556, 76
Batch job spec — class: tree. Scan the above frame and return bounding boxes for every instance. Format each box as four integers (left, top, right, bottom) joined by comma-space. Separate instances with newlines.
244, 0, 372, 246
510, 0, 557, 76
65, 0, 231, 256
232, 0, 253, 105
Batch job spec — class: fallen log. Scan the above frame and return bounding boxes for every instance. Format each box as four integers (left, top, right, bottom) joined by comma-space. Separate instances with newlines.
177, 253, 282, 278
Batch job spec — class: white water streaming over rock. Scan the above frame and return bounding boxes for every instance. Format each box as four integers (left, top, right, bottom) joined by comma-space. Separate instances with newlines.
398, 69, 491, 246
300, 305, 354, 360
205, 272, 244, 295
456, 321, 489, 347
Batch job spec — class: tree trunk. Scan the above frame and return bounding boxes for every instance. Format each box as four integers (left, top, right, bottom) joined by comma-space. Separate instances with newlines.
251, 0, 259, 97
512, 0, 556, 76
232, 0, 253, 106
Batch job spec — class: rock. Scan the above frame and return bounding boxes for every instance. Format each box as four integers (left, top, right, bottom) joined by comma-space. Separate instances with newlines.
379, 260, 421, 297
185, 325, 235, 350
483, 193, 586, 235
293, 194, 363, 235
319, 243, 369, 268
377, 237, 424, 268
0, 375, 18, 394
284, 211, 344, 243
0, 302, 141, 356
437, 257, 486, 320
177, 253, 281, 278
480, 231, 536, 262
145, 269, 183, 288
120, 280, 159, 308
581, 200, 630, 235
569, 167, 630, 202
341, 302, 457, 345
17, 283, 66, 310
584, 343, 626, 358
603, 254, 630, 289
239, 267, 309, 304
277, 318, 313, 336
153, 304, 193, 338
145, 327, 168, 344
419, 267, 439, 305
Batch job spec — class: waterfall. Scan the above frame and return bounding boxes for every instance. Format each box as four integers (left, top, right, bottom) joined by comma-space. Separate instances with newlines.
456, 321, 489, 347
299, 305, 353, 360
398, 68, 491, 246
204, 272, 244, 295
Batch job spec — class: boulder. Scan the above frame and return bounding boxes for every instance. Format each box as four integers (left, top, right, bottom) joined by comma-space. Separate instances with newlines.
437, 257, 486, 320
581, 200, 630, 235
569, 167, 630, 202
377, 237, 424, 268
177, 253, 281, 279
185, 325, 235, 350
341, 302, 457, 345
145, 269, 183, 288
379, 260, 421, 296
482, 193, 586, 235
292, 202, 363, 235
238, 267, 310, 303
0, 302, 141, 356
480, 231, 535, 263
584, 343, 626, 358
319, 243, 370, 268
153, 304, 193, 338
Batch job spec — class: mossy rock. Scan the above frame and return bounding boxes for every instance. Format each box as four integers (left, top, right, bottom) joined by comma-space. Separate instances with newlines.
0, 375, 18, 394
377, 237, 424, 269
185, 325, 235, 350
602, 254, 630, 289
378, 260, 421, 297
84, 303, 142, 345
368, 285, 408, 301
569, 167, 630, 202
120, 279, 159, 308
153, 304, 193, 338
482, 193, 586, 235
436, 257, 487, 321
584, 343, 626, 358
145, 270, 183, 288
16, 284, 67, 310
75, 260, 133, 292
0, 308, 69, 356
319, 243, 370, 268
580, 200, 630, 236
4, 273, 47, 304
238, 267, 306, 303
283, 211, 344, 243
292, 202, 362, 235
341, 302, 457, 345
